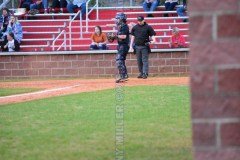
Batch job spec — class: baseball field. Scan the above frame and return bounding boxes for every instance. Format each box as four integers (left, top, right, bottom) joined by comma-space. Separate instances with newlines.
0, 78, 192, 160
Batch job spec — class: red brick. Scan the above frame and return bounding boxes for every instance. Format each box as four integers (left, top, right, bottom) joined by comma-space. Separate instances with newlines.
172, 52, 186, 58
159, 66, 172, 73
218, 68, 240, 93
51, 55, 64, 61
173, 66, 186, 73
126, 60, 137, 67
193, 123, 216, 147
190, 41, 240, 65
0, 70, 11, 76
0, 63, 4, 69
189, 15, 212, 41
105, 68, 116, 74
98, 61, 112, 67
39, 69, 51, 76
5, 63, 18, 69
84, 61, 98, 67
32, 62, 44, 69
166, 59, 179, 65
149, 67, 158, 74
104, 54, 115, 60
18, 63, 31, 69
180, 59, 188, 65
36, 55, 50, 61
92, 68, 104, 75
218, 14, 240, 38
72, 61, 84, 68
131, 67, 139, 74
52, 69, 64, 75
11, 56, 23, 62
151, 59, 165, 66
58, 62, 72, 68
221, 123, 240, 147
191, 68, 215, 94
77, 54, 91, 60
79, 68, 92, 75
12, 70, 25, 76
44, 62, 58, 68
64, 55, 77, 61
158, 53, 171, 58
90, 54, 104, 60
65, 69, 78, 75
195, 149, 240, 160
24, 56, 37, 62
189, 0, 239, 12
149, 53, 158, 58
191, 95, 240, 118
25, 70, 39, 76
0, 56, 11, 62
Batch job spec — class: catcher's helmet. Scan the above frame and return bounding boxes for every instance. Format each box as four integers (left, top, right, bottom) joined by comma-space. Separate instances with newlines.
115, 12, 127, 21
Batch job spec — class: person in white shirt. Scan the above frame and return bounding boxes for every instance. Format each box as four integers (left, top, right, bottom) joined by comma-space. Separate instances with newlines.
3, 32, 20, 52
67, 0, 86, 17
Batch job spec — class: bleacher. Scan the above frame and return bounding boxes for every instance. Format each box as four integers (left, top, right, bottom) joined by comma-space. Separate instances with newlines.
3, 3, 189, 52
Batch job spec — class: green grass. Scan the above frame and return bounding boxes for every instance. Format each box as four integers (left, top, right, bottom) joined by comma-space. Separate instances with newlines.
0, 88, 42, 97
0, 86, 192, 160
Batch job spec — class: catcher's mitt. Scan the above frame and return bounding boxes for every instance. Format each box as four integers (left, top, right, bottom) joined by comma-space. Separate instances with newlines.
28, 9, 39, 15
107, 32, 117, 43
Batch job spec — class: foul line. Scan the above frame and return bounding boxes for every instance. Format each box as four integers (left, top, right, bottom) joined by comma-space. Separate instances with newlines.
0, 84, 81, 99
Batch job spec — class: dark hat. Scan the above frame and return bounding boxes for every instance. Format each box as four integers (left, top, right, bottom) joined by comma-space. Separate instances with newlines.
137, 16, 144, 21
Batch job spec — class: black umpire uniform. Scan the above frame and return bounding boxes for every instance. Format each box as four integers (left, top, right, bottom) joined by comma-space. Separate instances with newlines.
130, 16, 156, 79
115, 13, 130, 83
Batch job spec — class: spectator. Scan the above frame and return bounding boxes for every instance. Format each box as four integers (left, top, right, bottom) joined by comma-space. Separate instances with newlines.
177, 0, 187, 22
3, 32, 20, 52
164, 0, 178, 17
20, 0, 33, 11
50, 0, 67, 13
30, 0, 49, 14
0, 8, 11, 38
143, 0, 160, 17
67, 0, 86, 17
1, 16, 23, 51
90, 26, 107, 50
169, 27, 187, 48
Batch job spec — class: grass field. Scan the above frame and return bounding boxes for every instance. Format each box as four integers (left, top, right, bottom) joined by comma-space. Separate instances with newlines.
0, 85, 192, 160
0, 88, 41, 97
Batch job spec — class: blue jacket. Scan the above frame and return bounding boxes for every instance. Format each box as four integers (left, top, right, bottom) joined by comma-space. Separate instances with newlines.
7, 22, 23, 42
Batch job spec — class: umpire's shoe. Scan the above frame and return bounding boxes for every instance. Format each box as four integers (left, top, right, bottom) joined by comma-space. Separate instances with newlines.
142, 73, 148, 79
116, 74, 128, 83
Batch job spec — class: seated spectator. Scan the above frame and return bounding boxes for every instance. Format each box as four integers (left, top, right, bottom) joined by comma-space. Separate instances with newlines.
143, 0, 160, 17
164, 0, 178, 17
20, 0, 33, 11
50, 0, 67, 13
0, 8, 11, 38
169, 27, 187, 48
1, 15, 23, 51
30, 0, 49, 14
3, 32, 20, 52
67, 0, 86, 18
90, 26, 107, 50
177, 0, 187, 22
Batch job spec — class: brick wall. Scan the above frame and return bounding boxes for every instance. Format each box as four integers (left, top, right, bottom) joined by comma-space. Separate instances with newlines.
189, 1, 240, 160
0, 52, 189, 80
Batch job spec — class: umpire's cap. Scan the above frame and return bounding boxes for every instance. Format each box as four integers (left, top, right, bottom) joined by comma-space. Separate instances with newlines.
115, 12, 127, 20
137, 16, 144, 22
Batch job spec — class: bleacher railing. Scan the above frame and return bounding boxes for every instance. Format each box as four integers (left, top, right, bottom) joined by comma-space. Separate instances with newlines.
86, 0, 99, 32
52, 30, 67, 51
69, 10, 82, 50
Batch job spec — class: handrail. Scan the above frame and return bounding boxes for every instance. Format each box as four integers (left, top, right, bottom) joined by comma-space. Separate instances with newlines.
0, 0, 10, 10
68, 10, 82, 50
52, 30, 67, 51
86, 0, 99, 32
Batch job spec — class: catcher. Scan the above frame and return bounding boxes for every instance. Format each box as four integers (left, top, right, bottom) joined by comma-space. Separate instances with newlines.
107, 12, 130, 83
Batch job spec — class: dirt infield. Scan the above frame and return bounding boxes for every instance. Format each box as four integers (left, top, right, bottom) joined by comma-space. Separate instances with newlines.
0, 77, 189, 105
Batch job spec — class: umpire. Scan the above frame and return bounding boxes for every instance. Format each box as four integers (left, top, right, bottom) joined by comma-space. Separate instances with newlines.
130, 16, 156, 79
